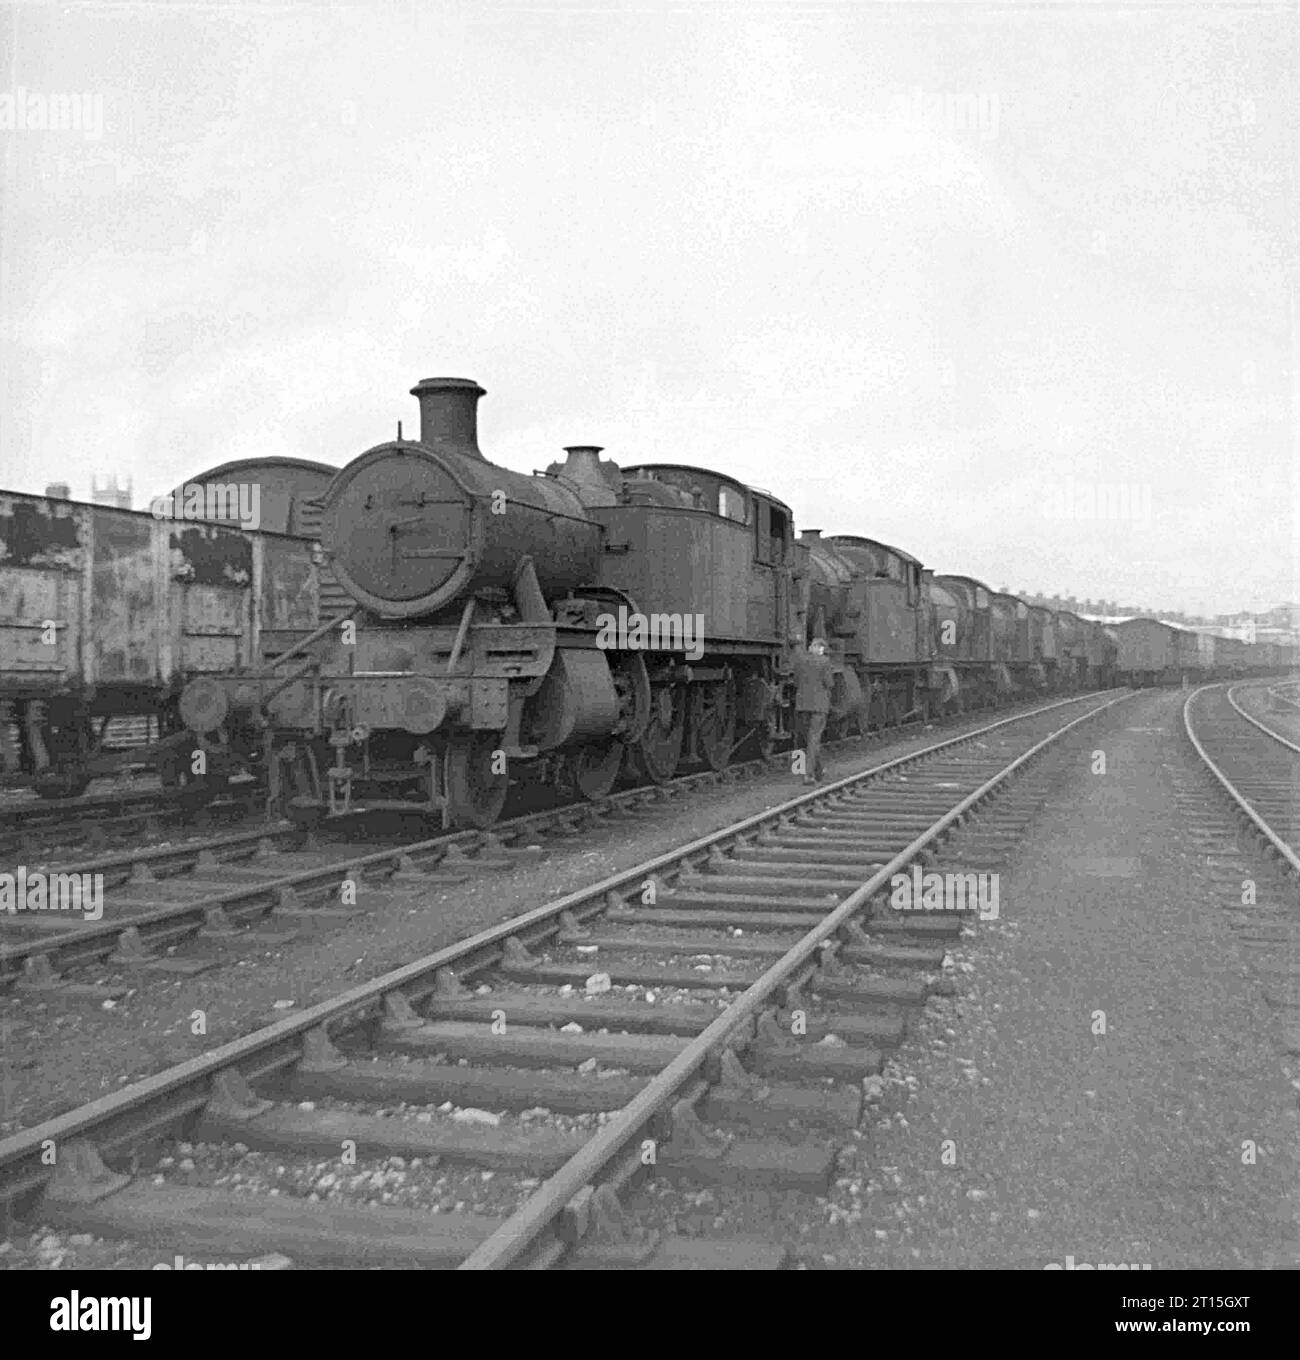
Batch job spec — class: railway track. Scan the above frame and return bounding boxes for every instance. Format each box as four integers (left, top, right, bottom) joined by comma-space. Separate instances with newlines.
1183, 683, 1300, 874
0, 689, 1126, 1268
1178, 682, 1300, 1060
0, 691, 1083, 994
0, 782, 267, 864
0, 689, 1088, 863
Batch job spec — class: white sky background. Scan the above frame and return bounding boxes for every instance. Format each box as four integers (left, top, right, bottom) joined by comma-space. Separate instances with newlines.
1, 0, 1295, 617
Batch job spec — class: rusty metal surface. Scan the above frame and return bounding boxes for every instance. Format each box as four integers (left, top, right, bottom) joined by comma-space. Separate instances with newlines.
591, 504, 756, 641
321, 442, 601, 619
0, 482, 328, 756
0, 493, 85, 568
169, 521, 252, 588
260, 537, 317, 631
91, 508, 159, 684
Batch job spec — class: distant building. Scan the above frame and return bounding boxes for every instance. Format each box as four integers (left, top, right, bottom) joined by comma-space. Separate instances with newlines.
1185, 621, 1256, 643
91, 474, 133, 510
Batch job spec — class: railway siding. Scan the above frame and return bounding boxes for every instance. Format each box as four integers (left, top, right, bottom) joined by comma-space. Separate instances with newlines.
1, 694, 1122, 1268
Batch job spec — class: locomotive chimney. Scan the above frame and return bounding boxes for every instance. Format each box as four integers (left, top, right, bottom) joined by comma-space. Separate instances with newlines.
410, 377, 486, 461
800, 528, 822, 541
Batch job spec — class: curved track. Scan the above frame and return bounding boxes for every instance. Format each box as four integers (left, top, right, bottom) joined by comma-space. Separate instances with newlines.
0, 690, 1126, 1268
1183, 683, 1300, 874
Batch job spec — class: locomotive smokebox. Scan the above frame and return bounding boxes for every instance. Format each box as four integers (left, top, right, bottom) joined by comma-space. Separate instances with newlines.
319, 376, 605, 619
411, 377, 486, 461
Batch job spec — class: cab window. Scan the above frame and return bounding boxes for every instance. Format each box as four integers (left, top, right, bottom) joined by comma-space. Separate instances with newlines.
755, 501, 790, 564
718, 484, 747, 522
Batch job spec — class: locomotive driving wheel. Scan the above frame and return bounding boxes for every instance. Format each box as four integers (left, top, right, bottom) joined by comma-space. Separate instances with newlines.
444, 731, 509, 828
572, 738, 624, 800
691, 679, 736, 772
635, 685, 685, 784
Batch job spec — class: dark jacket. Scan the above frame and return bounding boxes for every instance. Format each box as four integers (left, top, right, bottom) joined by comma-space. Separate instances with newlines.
793, 649, 834, 713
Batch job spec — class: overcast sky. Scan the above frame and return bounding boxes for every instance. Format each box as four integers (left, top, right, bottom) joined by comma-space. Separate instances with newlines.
2, 1, 1295, 616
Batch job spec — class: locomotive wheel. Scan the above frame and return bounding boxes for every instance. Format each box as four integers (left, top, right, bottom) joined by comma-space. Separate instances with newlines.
691, 680, 736, 772
444, 731, 509, 828
572, 739, 624, 800
636, 686, 685, 784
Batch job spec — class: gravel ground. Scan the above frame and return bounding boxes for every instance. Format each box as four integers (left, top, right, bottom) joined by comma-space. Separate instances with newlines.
808, 688, 1300, 1269
19, 692, 1272, 1274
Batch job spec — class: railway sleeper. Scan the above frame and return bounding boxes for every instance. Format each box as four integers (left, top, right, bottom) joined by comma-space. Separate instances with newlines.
193, 1103, 589, 1174
41, 1177, 504, 1269
281, 1058, 648, 1114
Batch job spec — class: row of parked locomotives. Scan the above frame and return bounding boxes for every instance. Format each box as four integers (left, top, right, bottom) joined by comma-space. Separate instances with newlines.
168, 374, 1140, 829
6, 375, 1287, 816
0, 465, 333, 796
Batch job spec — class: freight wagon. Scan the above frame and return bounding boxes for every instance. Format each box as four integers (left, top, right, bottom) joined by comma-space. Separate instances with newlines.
1108, 618, 1194, 686
0, 481, 320, 797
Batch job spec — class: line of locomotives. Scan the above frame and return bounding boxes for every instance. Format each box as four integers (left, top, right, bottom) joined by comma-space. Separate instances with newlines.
1, 375, 1290, 820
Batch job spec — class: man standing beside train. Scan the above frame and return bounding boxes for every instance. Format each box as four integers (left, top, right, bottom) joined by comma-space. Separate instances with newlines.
793, 637, 833, 785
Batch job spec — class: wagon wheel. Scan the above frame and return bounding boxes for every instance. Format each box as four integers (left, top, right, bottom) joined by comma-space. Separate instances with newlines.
34, 768, 91, 800
158, 746, 189, 791
159, 744, 231, 814
267, 744, 319, 823
635, 686, 685, 784
572, 738, 624, 801
33, 712, 93, 799
691, 679, 736, 772
444, 731, 509, 828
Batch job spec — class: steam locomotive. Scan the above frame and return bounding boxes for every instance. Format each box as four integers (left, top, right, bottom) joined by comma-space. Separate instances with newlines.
173, 375, 1128, 828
